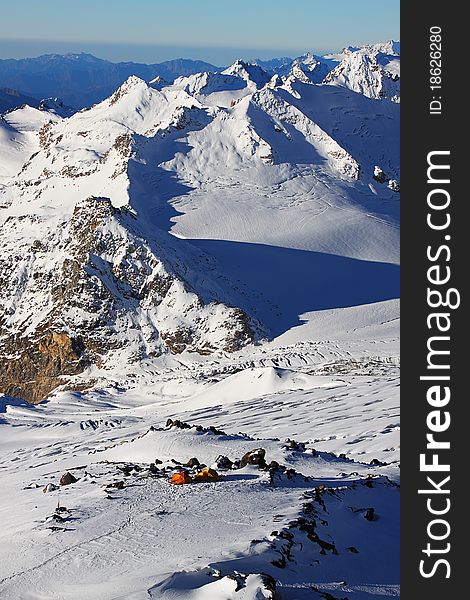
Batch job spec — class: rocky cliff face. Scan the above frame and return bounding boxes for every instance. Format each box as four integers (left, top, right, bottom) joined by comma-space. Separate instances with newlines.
0, 193, 256, 403
0, 331, 86, 403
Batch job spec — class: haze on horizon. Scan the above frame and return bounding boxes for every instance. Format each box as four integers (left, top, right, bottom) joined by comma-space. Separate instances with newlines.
0, 0, 399, 65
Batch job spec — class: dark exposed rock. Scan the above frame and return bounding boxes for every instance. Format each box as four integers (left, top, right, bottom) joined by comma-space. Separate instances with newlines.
185, 457, 200, 468
165, 419, 226, 436
161, 328, 195, 354
60, 472, 78, 486
207, 425, 226, 436
259, 572, 277, 597
48, 513, 66, 523
271, 555, 286, 569
166, 418, 191, 430
284, 439, 306, 452
369, 458, 387, 467
107, 481, 124, 490
364, 507, 375, 521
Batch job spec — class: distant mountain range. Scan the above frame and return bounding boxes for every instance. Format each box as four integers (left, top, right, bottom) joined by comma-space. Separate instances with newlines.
0, 53, 221, 108
0, 87, 39, 113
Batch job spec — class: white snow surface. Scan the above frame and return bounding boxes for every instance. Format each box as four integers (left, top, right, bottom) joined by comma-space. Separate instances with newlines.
0, 47, 400, 600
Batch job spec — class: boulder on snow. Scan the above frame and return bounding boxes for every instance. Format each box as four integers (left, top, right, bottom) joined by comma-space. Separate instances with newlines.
373, 165, 387, 183
59, 472, 78, 486
240, 448, 266, 468
214, 455, 233, 470
185, 457, 200, 468
43, 483, 59, 493
119, 465, 133, 476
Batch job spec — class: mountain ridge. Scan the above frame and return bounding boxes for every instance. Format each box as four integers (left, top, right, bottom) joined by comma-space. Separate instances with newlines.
0, 41, 399, 109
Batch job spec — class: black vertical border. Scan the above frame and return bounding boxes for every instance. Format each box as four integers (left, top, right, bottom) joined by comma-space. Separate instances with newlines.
401, 4, 465, 598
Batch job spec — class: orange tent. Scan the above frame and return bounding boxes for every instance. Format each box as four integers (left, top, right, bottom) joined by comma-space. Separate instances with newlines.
193, 468, 220, 482
169, 471, 193, 485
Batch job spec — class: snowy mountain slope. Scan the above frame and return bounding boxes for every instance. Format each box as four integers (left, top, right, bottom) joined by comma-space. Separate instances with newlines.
324, 41, 400, 102
0, 59, 399, 403
0, 105, 61, 179
0, 426, 399, 600
0, 297, 399, 598
0, 117, 32, 179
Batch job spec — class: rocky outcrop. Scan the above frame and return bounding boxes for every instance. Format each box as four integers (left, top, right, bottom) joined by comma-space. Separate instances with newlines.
0, 331, 87, 404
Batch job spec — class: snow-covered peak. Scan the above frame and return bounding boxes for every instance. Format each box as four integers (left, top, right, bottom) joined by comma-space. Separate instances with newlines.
222, 60, 271, 88
288, 64, 314, 85
66, 76, 202, 139
108, 75, 149, 102
367, 40, 400, 56
149, 75, 170, 90
326, 40, 399, 63
38, 97, 75, 117
324, 41, 400, 102
294, 52, 319, 70
173, 71, 246, 96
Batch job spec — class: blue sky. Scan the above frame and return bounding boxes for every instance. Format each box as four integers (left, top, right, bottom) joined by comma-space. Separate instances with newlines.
0, 0, 399, 64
